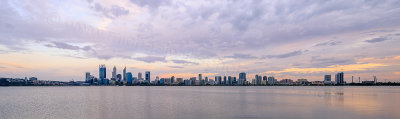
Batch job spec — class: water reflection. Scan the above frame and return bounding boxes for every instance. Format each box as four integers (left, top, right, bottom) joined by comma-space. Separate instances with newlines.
0, 86, 399, 119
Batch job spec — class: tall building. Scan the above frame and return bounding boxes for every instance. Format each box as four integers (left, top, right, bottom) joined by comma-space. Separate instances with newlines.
138, 72, 142, 80
223, 76, 227, 85
239, 72, 246, 82
116, 74, 122, 81
255, 75, 262, 85
198, 74, 202, 81
324, 75, 331, 81
335, 72, 344, 84
112, 66, 117, 79
123, 66, 127, 82
267, 76, 275, 85
145, 71, 150, 83
228, 76, 232, 85
99, 64, 106, 80
171, 76, 175, 84
126, 72, 133, 84
85, 72, 91, 83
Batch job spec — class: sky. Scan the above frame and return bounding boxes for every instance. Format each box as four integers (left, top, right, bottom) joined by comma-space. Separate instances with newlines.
1, 0, 400, 82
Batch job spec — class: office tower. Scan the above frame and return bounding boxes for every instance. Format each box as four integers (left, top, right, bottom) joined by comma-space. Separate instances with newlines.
233, 77, 237, 85
176, 78, 184, 83
215, 76, 219, 84
112, 66, 117, 79
198, 74, 202, 81
127, 72, 133, 84
256, 75, 262, 85
324, 75, 331, 81
263, 76, 267, 81
373, 76, 377, 83
138, 72, 142, 80
215, 76, 222, 85
190, 77, 196, 85
99, 64, 106, 81
359, 77, 360, 83
85, 72, 91, 83
352, 76, 354, 83
224, 76, 227, 85
335, 72, 344, 84
268, 76, 275, 84
171, 76, 175, 84
123, 66, 126, 82
145, 71, 150, 83
205, 77, 208, 83
255, 75, 258, 84
228, 76, 232, 85
239, 72, 246, 82
116, 74, 122, 81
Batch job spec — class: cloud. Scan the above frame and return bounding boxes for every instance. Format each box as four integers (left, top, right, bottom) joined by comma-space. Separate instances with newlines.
90, 2, 129, 18
313, 40, 342, 47
171, 60, 199, 65
224, 53, 257, 59
168, 66, 183, 69
134, 56, 167, 63
365, 37, 388, 43
266, 63, 388, 74
263, 50, 304, 59
129, 0, 171, 8
45, 41, 86, 51
310, 56, 356, 67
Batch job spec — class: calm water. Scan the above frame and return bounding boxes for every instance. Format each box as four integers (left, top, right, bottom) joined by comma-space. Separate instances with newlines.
0, 86, 399, 119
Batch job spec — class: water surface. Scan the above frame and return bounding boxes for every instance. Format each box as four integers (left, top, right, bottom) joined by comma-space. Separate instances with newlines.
1, 86, 399, 119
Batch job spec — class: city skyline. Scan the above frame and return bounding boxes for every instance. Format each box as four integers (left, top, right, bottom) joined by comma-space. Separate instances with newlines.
85, 64, 381, 85
1, 0, 400, 82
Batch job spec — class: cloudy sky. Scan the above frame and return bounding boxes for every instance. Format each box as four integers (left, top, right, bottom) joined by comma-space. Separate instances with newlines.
1, 0, 400, 82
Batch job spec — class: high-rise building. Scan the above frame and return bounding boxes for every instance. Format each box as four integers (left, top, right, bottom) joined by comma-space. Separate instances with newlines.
255, 75, 262, 85
99, 64, 106, 81
263, 76, 267, 81
123, 66, 126, 82
267, 76, 275, 85
205, 77, 209, 83
324, 75, 331, 81
145, 71, 150, 83
198, 74, 202, 81
138, 72, 142, 80
176, 78, 184, 83
116, 74, 122, 81
112, 66, 117, 79
85, 72, 91, 83
335, 72, 344, 84
223, 76, 227, 85
171, 76, 175, 84
228, 76, 232, 85
126, 72, 133, 84
239, 72, 246, 82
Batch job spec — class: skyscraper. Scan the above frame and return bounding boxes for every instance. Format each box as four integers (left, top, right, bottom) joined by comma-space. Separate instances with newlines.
99, 64, 106, 80
145, 71, 150, 83
123, 66, 126, 82
239, 72, 246, 82
85, 72, 91, 83
335, 72, 344, 84
127, 72, 133, 84
268, 76, 275, 85
171, 76, 175, 84
223, 76, 227, 85
324, 75, 331, 81
198, 74, 202, 81
138, 72, 142, 80
112, 66, 117, 79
